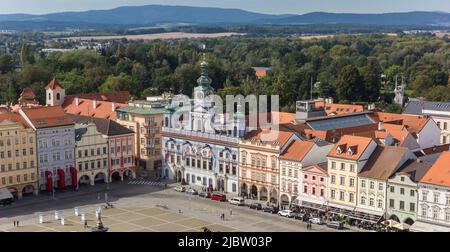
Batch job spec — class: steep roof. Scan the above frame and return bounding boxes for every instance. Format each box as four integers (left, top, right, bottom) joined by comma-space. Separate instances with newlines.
62, 98, 125, 120
327, 135, 374, 161
393, 159, 434, 182
314, 101, 364, 115
0, 112, 32, 128
20, 106, 73, 129
70, 114, 134, 136
359, 146, 410, 180
373, 112, 430, 134
420, 151, 450, 187
280, 140, 315, 161
244, 129, 295, 147
45, 78, 64, 90
404, 100, 450, 115
64, 91, 130, 104
19, 88, 36, 100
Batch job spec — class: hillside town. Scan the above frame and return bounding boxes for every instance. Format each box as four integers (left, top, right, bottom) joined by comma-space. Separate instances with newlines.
0, 58, 449, 232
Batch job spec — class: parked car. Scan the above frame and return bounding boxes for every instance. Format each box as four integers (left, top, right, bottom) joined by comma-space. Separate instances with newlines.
248, 203, 262, 210
199, 192, 211, 198
185, 188, 198, 195
263, 205, 279, 214
310, 217, 324, 225
229, 197, 245, 206
211, 193, 227, 201
0, 187, 14, 206
293, 212, 305, 220
174, 186, 186, 192
278, 209, 295, 218
326, 221, 344, 230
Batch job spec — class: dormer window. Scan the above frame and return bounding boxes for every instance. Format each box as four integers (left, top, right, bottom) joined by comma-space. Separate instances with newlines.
348, 148, 354, 156
336, 147, 343, 154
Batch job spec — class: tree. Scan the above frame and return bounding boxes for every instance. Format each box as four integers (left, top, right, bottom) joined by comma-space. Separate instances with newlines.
362, 57, 382, 102
0, 53, 14, 73
6, 81, 18, 104
99, 73, 137, 94
335, 65, 364, 102
20, 42, 29, 67
425, 86, 450, 102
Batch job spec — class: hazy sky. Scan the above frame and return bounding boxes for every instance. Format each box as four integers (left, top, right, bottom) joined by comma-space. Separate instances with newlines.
0, 0, 449, 15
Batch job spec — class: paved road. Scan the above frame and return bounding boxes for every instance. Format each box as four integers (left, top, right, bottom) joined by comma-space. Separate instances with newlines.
0, 181, 362, 232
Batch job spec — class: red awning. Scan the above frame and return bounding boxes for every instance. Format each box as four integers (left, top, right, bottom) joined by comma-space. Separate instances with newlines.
57, 168, 65, 190
45, 171, 53, 192
70, 166, 77, 189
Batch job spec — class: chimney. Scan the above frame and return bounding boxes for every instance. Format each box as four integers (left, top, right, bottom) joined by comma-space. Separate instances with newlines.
75, 97, 79, 106
112, 102, 116, 111
93, 99, 97, 109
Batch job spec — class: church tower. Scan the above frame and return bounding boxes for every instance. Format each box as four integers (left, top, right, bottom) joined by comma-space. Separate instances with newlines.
45, 78, 65, 106
394, 77, 405, 106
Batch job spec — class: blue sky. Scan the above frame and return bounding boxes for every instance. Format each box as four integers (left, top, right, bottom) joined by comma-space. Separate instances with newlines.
0, 0, 449, 14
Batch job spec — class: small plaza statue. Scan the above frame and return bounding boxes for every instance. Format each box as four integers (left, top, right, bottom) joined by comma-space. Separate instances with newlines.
90, 211, 108, 232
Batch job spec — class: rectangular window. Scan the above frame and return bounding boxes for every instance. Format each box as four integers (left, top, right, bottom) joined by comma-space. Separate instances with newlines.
331, 161, 336, 169
349, 193, 354, 203
400, 188, 405, 195
399, 201, 405, 210
389, 199, 394, 208
410, 203, 415, 212
340, 163, 345, 171
339, 191, 345, 201
331, 190, 335, 200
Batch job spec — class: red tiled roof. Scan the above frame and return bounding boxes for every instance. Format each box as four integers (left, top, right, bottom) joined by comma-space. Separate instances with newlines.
63, 98, 125, 120
64, 91, 130, 104
45, 78, 64, 90
244, 129, 295, 147
373, 112, 429, 134
328, 135, 374, 160
280, 140, 315, 161
420, 151, 450, 187
0, 112, 32, 128
20, 106, 74, 129
315, 101, 364, 115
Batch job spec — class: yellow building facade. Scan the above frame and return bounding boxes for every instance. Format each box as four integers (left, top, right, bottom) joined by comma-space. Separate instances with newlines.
0, 113, 38, 199
74, 121, 109, 187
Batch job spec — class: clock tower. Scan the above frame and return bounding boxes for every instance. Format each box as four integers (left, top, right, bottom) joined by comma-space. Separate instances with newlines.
191, 59, 215, 133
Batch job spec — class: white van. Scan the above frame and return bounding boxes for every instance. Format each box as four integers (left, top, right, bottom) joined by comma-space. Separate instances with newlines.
229, 197, 245, 206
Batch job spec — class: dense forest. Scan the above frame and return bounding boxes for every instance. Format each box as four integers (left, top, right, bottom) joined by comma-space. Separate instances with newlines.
0, 33, 449, 112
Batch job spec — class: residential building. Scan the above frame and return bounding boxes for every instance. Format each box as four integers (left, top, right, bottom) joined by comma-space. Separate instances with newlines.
71, 115, 136, 182
0, 112, 38, 199
296, 162, 328, 211
116, 100, 167, 174
387, 159, 434, 226
326, 135, 377, 214
404, 100, 450, 145
412, 152, 450, 232
73, 118, 109, 187
357, 146, 415, 222
19, 106, 75, 192
18, 88, 39, 107
239, 129, 300, 204
279, 140, 333, 206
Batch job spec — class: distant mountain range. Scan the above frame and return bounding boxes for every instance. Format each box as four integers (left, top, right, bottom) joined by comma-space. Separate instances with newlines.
0, 5, 449, 31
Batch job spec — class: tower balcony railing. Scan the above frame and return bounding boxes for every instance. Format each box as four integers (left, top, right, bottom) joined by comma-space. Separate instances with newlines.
162, 127, 240, 144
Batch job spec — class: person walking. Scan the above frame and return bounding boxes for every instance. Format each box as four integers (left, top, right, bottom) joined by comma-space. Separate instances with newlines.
16, 220, 19, 227
84, 220, 88, 228
230, 209, 232, 216
13, 220, 16, 227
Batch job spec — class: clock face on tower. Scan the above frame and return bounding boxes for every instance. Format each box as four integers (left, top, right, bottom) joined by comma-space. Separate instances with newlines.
196, 92, 204, 100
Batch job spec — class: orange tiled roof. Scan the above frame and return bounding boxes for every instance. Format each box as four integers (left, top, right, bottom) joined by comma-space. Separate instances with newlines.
420, 151, 450, 187
315, 102, 364, 115
374, 112, 429, 134
244, 129, 295, 147
64, 91, 130, 104
280, 140, 315, 161
20, 106, 74, 129
328, 135, 374, 160
0, 112, 32, 128
63, 98, 125, 120
45, 78, 64, 90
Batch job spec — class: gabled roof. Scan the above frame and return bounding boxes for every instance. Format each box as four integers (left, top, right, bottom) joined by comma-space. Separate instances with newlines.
280, 140, 315, 161
393, 159, 434, 182
314, 101, 364, 115
63, 98, 125, 120
372, 112, 430, 134
0, 112, 32, 128
45, 78, 64, 90
20, 106, 73, 129
420, 152, 450, 187
70, 114, 134, 136
302, 162, 328, 174
64, 91, 130, 104
244, 129, 295, 147
328, 135, 374, 160
404, 100, 450, 115
359, 146, 410, 180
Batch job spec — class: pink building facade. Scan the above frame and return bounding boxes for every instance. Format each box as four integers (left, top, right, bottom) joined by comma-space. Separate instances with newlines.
299, 163, 328, 206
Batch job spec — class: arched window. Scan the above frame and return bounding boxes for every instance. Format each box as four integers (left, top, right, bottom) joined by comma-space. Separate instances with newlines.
56, 93, 61, 100
48, 93, 51, 100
